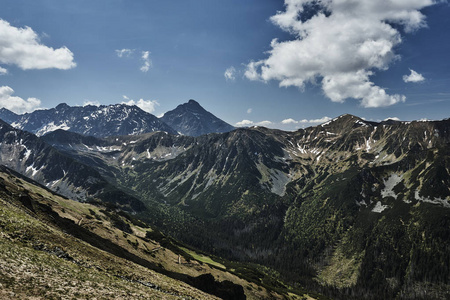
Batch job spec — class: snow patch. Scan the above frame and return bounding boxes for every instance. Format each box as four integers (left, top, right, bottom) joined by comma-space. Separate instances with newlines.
269, 169, 291, 196
35, 122, 71, 136
26, 164, 41, 177
414, 190, 450, 208
23, 147, 32, 160
372, 201, 388, 213
381, 174, 402, 200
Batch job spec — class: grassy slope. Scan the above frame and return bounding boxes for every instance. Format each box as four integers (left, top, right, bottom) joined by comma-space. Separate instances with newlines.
0, 166, 315, 299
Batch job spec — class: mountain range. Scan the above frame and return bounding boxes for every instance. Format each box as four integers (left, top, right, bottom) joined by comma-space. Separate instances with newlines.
0, 102, 449, 299
0, 99, 234, 138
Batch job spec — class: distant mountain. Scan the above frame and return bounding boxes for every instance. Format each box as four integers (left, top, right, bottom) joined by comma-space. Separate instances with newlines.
0, 108, 19, 124
0, 119, 145, 211
160, 99, 235, 136
0, 103, 177, 137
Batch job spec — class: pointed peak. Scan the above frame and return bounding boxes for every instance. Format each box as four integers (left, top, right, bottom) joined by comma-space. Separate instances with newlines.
56, 103, 70, 110
186, 99, 202, 109
320, 114, 375, 129
175, 99, 205, 113
337, 114, 361, 121
188, 99, 199, 105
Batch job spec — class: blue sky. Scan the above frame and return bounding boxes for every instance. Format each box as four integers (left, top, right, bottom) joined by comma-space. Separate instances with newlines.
0, 0, 449, 130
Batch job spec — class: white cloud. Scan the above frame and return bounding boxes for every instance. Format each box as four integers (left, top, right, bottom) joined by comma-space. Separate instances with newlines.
299, 117, 332, 124
140, 51, 151, 72
0, 66, 7, 75
235, 119, 254, 127
115, 48, 134, 58
256, 120, 273, 126
247, 108, 252, 114
83, 100, 100, 106
282, 116, 332, 125
299, 116, 332, 124
116, 50, 151, 72
235, 119, 274, 127
403, 69, 425, 83
0, 86, 41, 114
0, 19, 76, 70
246, 0, 435, 108
224, 66, 236, 81
122, 96, 159, 113
281, 118, 298, 124
244, 61, 263, 81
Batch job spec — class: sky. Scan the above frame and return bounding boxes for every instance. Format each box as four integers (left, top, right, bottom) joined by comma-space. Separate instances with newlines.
0, 0, 450, 131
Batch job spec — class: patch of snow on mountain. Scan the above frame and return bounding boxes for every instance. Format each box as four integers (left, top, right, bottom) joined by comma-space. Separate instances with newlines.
26, 164, 41, 177
47, 179, 61, 187
414, 190, 450, 208
36, 122, 71, 136
95, 146, 121, 152
355, 120, 368, 127
372, 201, 388, 213
269, 169, 291, 196
23, 147, 32, 160
381, 174, 402, 200
297, 143, 307, 154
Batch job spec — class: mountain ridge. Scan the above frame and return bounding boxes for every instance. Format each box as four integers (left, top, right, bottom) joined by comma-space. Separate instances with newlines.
1, 111, 449, 299
0, 100, 235, 138
40, 113, 450, 299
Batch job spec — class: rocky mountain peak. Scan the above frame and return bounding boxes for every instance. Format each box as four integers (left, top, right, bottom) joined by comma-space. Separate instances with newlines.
187, 99, 201, 106
55, 103, 70, 110
161, 99, 235, 136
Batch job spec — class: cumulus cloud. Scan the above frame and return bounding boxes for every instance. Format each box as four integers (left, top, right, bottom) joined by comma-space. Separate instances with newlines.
299, 116, 332, 124
0, 66, 7, 75
0, 86, 41, 114
83, 100, 100, 106
140, 51, 151, 72
282, 116, 332, 125
235, 119, 254, 127
244, 61, 263, 81
245, 0, 436, 108
235, 119, 274, 127
116, 49, 152, 72
257, 120, 273, 126
281, 118, 298, 124
224, 66, 236, 81
115, 48, 134, 58
403, 69, 425, 83
0, 19, 76, 70
122, 95, 159, 113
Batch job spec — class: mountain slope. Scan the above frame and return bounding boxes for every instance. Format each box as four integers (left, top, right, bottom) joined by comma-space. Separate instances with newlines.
0, 120, 144, 211
161, 100, 235, 136
25, 114, 450, 299
0, 103, 177, 137
0, 107, 19, 124
0, 165, 315, 299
